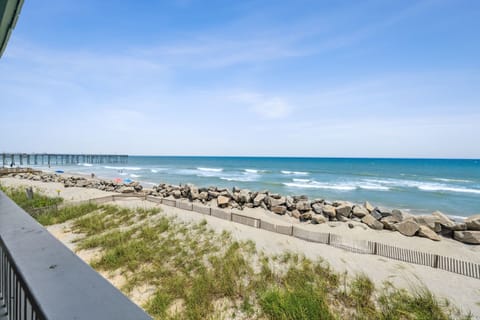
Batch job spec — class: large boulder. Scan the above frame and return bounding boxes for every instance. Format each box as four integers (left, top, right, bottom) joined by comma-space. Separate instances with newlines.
311, 215, 327, 224
370, 208, 383, 220
454, 231, 480, 244
361, 214, 384, 230
208, 190, 220, 198
395, 220, 419, 237
118, 186, 135, 194
414, 215, 442, 233
300, 211, 313, 222
465, 214, 480, 231
364, 201, 374, 213
217, 195, 230, 208
286, 196, 295, 210
380, 215, 401, 230
296, 200, 311, 212
290, 209, 301, 219
450, 223, 467, 231
253, 193, 266, 207
335, 204, 352, 217
311, 203, 323, 214
391, 209, 404, 221
417, 225, 441, 241
190, 186, 200, 200
322, 205, 337, 218
76, 180, 89, 188
198, 191, 209, 201
269, 196, 286, 208
352, 205, 368, 218
431, 211, 456, 229
375, 207, 392, 218
271, 205, 287, 215
64, 180, 75, 188
237, 189, 252, 204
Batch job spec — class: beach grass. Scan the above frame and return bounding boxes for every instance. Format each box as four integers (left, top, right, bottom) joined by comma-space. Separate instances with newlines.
0, 183, 63, 211
2, 185, 472, 320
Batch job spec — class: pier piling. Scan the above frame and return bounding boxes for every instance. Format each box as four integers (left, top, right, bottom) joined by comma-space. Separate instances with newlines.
0, 153, 128, 167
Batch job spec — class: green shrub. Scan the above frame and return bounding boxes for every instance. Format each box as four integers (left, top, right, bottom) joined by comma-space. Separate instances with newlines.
0, 185, 63, 211
378, 283, 466, 320
260, 284, 335, 320
37, 203, 99, 225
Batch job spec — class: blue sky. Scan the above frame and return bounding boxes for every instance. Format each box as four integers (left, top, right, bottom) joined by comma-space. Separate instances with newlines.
1, 0, 479, 158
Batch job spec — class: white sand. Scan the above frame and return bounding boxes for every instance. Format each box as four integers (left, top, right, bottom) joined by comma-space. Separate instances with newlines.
2, 176, 480, 317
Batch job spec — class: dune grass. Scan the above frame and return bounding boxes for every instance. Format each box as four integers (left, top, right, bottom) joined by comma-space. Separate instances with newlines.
2, 185, 472, 320
0, 184, 63, 211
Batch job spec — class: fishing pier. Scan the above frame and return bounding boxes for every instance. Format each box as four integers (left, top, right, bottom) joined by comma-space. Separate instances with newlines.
1, 153, 128, 167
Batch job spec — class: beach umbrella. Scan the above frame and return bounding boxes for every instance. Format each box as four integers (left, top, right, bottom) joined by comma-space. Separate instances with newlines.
114, 178, 122, 183
123, 178, 132, 184
55, 170, 64, 173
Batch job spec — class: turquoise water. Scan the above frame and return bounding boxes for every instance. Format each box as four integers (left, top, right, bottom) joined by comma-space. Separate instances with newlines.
38, 156, 480, 217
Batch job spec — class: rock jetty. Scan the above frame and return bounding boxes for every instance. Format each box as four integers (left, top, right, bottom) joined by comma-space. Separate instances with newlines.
5, 171, 480, 245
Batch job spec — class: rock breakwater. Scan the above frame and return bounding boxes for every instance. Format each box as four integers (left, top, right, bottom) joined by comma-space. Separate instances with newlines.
5, 171, 480, 245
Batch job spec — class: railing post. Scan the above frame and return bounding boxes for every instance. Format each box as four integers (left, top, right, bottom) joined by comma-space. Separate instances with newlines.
373, 242, 378, 255
327, 233, 331, 245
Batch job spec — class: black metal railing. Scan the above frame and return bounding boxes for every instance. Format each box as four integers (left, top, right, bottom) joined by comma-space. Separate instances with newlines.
0, 191, 151, 320
1, 241, 45, 319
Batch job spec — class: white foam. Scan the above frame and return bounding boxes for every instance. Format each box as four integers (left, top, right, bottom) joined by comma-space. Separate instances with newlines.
141, 181, 157, 187
358, 184, 390, 191
150, 168, 168, 173
77, 163, 93, 167
197, 167, 223, 172
104, 166, 142, 171
130, 174, 141, 178
220, 176, 256, 182
283, 182, 355, 191
432, 178, 472, 183
151, 169, 158, 173
293, 178, 310, 182
366, 178, 480, 195
446, 214, 466, 222
281, 170, 308, 175
418, 185, 480, 195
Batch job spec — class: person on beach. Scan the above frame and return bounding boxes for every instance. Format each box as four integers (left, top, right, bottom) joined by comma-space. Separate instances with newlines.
91, 173, 95, 179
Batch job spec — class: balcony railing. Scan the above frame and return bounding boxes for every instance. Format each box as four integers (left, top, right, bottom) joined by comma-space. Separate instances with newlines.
0, 191, 151, 320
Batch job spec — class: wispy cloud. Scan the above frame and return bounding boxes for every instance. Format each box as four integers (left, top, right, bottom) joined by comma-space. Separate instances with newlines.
229, 92, 293, 119
1, 0, 479, 157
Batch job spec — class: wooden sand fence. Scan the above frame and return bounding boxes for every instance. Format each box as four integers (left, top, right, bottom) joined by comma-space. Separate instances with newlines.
30, 195, 480, 280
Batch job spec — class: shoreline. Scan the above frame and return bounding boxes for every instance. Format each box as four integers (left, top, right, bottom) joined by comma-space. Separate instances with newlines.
3, 169, 479, 247
1, 171, 480, 255
32, 167, 472, 221
20, 157, 480, 218
1, 174, 480, 317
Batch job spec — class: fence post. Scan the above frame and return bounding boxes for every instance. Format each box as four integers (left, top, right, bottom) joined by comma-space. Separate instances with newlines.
327, 233, 331, 245
433, 254, 439, 268
373, 242, 378, 255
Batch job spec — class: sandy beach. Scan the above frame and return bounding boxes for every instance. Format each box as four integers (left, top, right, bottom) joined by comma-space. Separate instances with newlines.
2, 175, 480, 317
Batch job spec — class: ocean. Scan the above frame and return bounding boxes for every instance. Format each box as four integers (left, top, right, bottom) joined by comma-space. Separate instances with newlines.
35, 156, 480, 218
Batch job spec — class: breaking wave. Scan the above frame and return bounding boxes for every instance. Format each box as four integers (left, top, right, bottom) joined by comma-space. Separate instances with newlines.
281, 170, 308, 175
197, 167, 223, 172
104, 166, 142, 171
